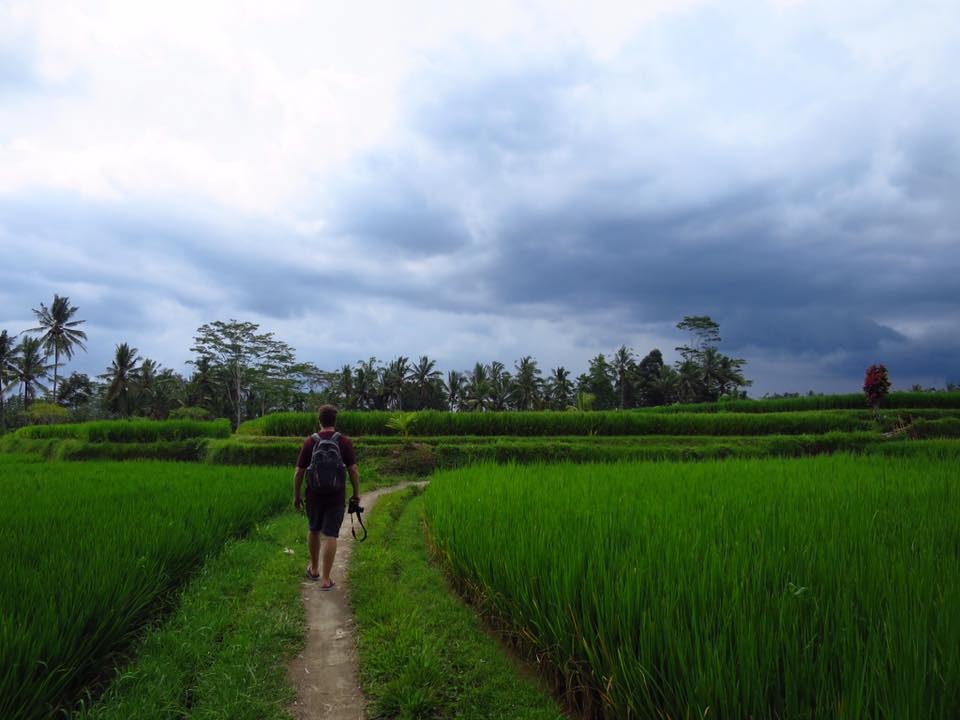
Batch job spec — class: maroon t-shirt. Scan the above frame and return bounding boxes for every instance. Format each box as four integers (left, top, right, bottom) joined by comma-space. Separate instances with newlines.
296, 430, 357, 470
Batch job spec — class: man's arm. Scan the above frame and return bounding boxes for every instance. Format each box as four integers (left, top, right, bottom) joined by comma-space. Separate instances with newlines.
293, 468, 305, 510
348, 464, 360, 500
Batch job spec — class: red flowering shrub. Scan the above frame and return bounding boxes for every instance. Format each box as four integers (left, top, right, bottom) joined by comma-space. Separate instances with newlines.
863, 364, 891, 409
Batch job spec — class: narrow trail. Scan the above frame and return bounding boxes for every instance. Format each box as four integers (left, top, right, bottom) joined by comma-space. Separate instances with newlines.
287, 481, 426, 720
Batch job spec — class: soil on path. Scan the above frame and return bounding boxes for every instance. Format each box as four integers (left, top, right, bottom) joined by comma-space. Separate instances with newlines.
287, 481, 424, 720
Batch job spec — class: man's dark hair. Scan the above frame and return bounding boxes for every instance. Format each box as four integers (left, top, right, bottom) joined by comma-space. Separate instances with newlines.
318, 404, 338, 428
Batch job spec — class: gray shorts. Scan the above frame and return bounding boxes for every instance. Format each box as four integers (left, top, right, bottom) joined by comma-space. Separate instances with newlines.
305, 490, 346, 537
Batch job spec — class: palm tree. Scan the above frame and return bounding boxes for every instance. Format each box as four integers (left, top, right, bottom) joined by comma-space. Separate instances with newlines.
611, 345, 635, 410
134, 358, 160, 416
513, 356, 543, 410
411, 355, 442, 409
676, 359, 702, 403
465, 363, 489, 411
700, 347, 724, 402
101, 343, 140, 417
13, 336, 54, 406
444, 370, 466, 411
186, 356, 220, 415
653, 365, 680, 405
382, 356, 411, 410
335, 364, 354, 408
29, 295, 87, 401
0, 330, 18, 430
547, 366, 574, 410
353, 358, 379, 410
486, 361, 513, 410
151, 368, 186, 419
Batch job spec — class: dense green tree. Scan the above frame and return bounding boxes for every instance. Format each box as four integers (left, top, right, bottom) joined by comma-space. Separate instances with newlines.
28, 295, 87, 401
334, 364, 355, 409
444, 370, 467, 411
0, 330, 17, 431
353, 358, 380, 410
655, 365, 681, 405
674, 315, 751, 402
101, 343, 141, 417
13, 336, 54, 407
513, 356, 543, 410
580, 354, 616, 410
190, 320, 288, 427
185, 356, 221, 416
611, 345, 636, 409
382, 356, 411, 410
57, 372, 95, 410
635, 349, 666, 406
410, 355, 443, 410
133, 359, 185, 419
487, 361, 513, 410
150, 369, 187, 419
465, 363, 490, 411
546, 366, 574, 410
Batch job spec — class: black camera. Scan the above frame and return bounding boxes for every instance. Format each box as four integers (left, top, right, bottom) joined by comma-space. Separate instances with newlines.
348, 496, 364, 514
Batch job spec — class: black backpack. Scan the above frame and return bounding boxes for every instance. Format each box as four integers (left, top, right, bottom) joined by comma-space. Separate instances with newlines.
306, 432, 345, 495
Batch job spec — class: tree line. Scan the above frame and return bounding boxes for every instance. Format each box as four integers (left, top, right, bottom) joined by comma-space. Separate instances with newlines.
1, 296, 752, 430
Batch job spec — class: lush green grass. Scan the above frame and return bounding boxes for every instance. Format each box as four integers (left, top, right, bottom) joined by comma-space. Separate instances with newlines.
424, 457, 960, 718
7, 430, 960, 469
239, 409, 878, 437
12, 419, 231, 442
74, 512, 305, 720
350, 486, 566, 719
0, 457, 290, 719
638, 391, 960, 413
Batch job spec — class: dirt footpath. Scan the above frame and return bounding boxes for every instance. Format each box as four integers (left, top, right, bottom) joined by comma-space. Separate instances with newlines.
287, 482, 424, 720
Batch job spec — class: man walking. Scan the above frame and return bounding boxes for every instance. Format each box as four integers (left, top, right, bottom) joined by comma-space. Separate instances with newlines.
294, 404, 361, 590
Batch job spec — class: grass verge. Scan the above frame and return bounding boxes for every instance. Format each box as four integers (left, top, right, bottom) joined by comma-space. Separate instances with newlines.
74, 511, 306, 720
350, 486, 566, 720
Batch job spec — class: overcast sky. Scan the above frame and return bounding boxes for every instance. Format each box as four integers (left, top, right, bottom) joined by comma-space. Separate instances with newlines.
2, 0, 958, 396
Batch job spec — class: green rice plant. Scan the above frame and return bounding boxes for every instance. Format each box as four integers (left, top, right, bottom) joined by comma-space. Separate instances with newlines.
203, 438, 302, 466
237, 410, 871, 437
0, 457, 290, 719
424, 457, 960, 718
910, 417, 960, 439
13, 419, 231, 442
639, 390, 960, 413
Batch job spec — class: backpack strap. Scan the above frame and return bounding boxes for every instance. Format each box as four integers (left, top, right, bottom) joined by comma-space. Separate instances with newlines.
330, 432, 341, 442
310, 433, 321, 443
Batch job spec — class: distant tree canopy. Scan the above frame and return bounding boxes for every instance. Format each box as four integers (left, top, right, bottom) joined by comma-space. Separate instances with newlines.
2, 303, 761, 429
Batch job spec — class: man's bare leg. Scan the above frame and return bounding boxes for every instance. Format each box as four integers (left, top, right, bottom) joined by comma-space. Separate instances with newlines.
308, 530, 322, 577
321, 537, 338, 587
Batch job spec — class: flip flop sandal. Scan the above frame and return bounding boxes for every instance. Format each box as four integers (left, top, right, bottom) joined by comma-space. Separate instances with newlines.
319, 581, 336, 591
304, 565, 321, 581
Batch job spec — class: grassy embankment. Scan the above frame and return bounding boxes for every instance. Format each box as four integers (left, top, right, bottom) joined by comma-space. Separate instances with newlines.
235, 405, 960, 437
350, 486, 567, 720
4, 412, 960, 468
424, 456, 960, 718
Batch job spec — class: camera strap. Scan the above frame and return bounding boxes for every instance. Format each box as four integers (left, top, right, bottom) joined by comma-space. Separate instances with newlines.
349, 504, 368, 542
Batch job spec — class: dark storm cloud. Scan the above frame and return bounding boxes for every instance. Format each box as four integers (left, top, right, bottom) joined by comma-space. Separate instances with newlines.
319, 18, 960, 387
5, 1, 958, 393
323, 158, 471, 257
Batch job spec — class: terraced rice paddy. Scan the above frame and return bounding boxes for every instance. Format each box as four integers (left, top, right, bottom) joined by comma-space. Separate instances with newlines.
424, 456, 960, 718
0, 457, 289, 719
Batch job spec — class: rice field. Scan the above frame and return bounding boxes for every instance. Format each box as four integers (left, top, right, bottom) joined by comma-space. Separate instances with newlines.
12, 419, 231, 442
238, 409, 888, 437
424, 456, 960, 718
0, 456, 289, 719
